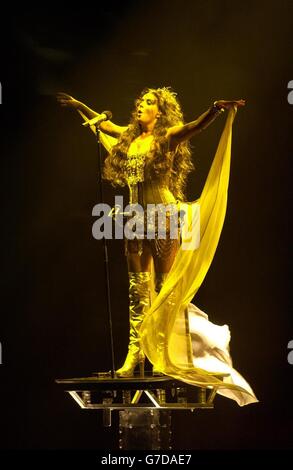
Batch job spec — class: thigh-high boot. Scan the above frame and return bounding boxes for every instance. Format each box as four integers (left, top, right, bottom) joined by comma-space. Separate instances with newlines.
116, 271, 151, 377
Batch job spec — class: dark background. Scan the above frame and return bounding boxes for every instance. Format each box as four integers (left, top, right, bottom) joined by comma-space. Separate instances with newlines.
0, 0, 292, 451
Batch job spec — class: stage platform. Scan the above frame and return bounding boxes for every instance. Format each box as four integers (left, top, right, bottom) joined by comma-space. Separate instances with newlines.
56, 372, 221, 413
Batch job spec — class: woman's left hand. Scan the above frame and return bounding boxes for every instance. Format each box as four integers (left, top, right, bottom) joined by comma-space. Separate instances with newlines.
215, 99, 246, 109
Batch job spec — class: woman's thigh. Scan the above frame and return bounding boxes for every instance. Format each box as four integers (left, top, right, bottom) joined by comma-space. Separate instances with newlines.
126, 239, 152, 273
150, 237, 179, 273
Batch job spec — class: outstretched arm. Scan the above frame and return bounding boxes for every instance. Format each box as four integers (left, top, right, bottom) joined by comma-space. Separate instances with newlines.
56, 93, 128, 138
166, 99, 245, 147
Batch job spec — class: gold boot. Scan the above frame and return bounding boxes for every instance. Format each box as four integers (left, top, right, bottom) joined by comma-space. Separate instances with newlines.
152, 273, 168, 376
116, 272, 151, 378
152, 272, 193, 376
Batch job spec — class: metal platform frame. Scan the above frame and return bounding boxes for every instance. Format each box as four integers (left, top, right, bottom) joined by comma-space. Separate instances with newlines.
56, 373, 222, 426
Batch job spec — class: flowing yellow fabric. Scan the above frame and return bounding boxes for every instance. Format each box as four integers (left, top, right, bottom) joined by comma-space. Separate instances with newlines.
140, 107, 258, 406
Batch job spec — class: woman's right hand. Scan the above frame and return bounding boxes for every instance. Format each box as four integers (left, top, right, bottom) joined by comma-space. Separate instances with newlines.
56, 92, 81, 109
214, 99, 246, 110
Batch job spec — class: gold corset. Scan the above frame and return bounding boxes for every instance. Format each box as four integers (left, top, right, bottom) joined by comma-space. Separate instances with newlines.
125, 153, 176, 207
125, 153, 146, 205
125, 153, 146, 186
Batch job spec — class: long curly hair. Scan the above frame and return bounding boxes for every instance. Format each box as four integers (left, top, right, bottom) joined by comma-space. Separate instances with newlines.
103, 87, 193, 201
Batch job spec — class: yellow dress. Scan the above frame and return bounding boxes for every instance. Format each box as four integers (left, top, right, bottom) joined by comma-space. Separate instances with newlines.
140, 107, 258, 406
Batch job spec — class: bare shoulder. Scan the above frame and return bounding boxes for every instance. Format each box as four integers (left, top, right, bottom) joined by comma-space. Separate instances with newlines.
102, 122, 128, 138
166, 125, 182, 138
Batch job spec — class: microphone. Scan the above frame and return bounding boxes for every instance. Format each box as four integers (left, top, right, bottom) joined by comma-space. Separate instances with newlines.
82, 110, 112, 127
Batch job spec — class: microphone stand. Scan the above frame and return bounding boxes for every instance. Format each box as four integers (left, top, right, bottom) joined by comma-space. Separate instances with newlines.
95, 124, 116, 379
